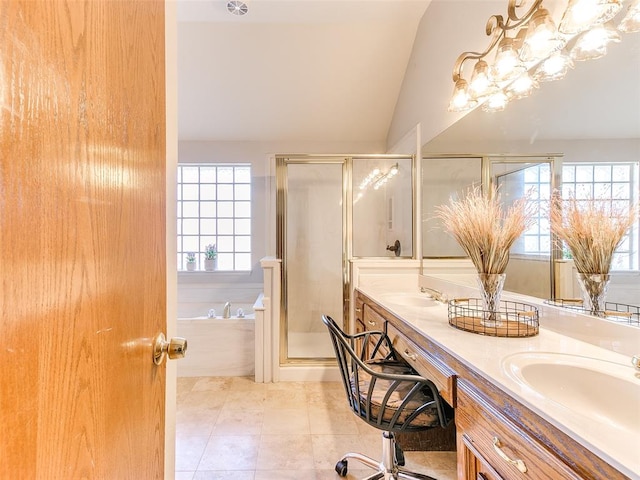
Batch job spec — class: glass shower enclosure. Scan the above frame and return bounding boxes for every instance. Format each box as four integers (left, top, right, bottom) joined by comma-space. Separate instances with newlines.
276, 155, 414, 364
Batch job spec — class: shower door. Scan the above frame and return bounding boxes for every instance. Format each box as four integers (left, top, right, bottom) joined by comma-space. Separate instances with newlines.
277, 158, 347, 362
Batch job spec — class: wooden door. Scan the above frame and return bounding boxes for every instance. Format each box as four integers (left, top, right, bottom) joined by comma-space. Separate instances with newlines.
0, 1, 167, 477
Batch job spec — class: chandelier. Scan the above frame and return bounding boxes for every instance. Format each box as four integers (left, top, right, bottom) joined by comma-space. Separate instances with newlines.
448, 0, 640, 113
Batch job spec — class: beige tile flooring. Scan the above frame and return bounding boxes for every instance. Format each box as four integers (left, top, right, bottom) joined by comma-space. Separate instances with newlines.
176, 376, 457, 480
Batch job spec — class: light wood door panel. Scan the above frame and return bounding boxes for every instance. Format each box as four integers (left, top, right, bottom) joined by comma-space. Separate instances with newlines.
0, 1, 166, 477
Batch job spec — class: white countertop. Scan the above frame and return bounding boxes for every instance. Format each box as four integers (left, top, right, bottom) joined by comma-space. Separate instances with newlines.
356, 279, 640, 480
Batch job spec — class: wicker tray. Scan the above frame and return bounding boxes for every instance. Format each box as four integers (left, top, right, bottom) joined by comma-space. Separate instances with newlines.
545, 299, 639, 327
448, 298, 539, 337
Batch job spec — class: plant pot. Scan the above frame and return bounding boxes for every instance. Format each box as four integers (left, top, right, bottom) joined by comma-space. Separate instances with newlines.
204, 258, 216, 271
576, 272, 610, 316
477, 273, 506, 327
186, 262, 196, 272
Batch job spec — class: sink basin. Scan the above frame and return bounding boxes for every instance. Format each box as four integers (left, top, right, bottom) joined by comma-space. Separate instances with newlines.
502, 352, 640, 433
379, 292, 439, 308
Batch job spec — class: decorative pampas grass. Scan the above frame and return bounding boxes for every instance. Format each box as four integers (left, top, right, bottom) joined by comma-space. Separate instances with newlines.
551, 193, 639, 274
435, 186, 535, 274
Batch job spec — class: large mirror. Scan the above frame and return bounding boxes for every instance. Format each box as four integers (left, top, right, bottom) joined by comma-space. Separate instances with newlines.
490, 157, 558, 299
421, 31, 640, 305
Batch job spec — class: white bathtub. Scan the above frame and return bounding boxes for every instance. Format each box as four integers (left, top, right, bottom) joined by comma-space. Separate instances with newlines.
177, 312, 255, 377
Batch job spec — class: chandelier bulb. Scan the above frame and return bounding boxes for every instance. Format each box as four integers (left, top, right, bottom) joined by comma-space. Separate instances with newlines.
519, 8, 567, 62
619, 0, 640, 33
559, 0, 623, 35
570, 21, 621, 61
533, 51, 574, 82
448, 79, 477, 112
492, 37, 526, 83
482, 91, 509, 112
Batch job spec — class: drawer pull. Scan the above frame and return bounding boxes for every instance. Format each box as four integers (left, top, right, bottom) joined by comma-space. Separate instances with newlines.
367, 320, 376, 326
355, 307, 362, 313
493, 437, 527, 473
404, 349, 417, 361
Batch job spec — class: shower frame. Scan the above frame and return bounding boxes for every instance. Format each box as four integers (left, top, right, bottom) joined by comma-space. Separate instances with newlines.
276, 154, 416, 366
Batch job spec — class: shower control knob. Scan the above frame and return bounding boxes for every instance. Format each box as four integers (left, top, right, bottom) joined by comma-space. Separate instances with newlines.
153, 333, 188, 365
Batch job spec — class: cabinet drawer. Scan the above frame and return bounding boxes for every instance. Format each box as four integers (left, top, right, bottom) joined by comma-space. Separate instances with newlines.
354, 298, 364, 333
389, 325, 457, 407
363, 305, 386, 332
457, 384, 582, 480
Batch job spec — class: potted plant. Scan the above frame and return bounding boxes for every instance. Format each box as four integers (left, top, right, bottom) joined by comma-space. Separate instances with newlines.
204, 244, 217, 271
551, 193, 639, 315
186, 252, 196, 271
435, 186, 534, 326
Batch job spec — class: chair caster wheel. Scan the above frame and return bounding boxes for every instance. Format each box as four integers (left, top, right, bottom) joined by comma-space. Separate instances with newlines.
335, 459, 348, 477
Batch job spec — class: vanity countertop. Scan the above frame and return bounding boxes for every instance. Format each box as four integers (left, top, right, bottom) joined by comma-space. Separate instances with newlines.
356, 281, 640, 480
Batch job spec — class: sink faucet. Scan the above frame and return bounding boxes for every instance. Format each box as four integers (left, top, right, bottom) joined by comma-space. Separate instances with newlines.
632, 355, 640, 370
223, 302, 231, 319
420, 287, 448, 303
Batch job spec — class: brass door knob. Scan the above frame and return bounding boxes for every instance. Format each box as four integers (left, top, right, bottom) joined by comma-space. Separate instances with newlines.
153, 333, 188, 365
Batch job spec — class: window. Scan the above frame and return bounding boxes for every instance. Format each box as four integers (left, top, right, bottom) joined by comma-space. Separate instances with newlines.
519, 162, 639, 271
562, 163, 638, 271
521, 163, 551, 256
177, 164, 251, 271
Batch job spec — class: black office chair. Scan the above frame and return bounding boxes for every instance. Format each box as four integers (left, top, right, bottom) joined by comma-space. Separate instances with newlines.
322, 315, 454, 480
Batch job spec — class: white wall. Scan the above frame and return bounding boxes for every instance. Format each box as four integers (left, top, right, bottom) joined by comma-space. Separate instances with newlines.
386, 1, 502, 149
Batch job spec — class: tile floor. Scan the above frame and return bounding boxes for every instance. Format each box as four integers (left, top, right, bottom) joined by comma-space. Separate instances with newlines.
176, 376, 457, 480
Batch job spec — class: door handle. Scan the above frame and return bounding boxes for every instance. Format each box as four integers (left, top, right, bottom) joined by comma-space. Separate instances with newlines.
153, 333, 187, 365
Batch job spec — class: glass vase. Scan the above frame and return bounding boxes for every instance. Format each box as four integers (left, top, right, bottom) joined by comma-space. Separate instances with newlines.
477, 273, 506, 327
576, 273, 610, 316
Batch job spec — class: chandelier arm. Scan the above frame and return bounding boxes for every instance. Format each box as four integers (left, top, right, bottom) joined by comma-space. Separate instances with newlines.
452, 0, 545, 82
505, 0, 544, 28
452, 16, 507, 82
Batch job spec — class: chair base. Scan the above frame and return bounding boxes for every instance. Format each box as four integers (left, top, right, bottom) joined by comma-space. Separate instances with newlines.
335, 432, 438, 480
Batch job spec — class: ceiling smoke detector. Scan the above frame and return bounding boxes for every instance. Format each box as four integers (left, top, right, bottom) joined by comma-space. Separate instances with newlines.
227, 0, 248, 16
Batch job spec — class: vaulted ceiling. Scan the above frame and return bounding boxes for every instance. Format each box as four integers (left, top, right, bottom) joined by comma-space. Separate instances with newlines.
177, 0, 640, 146
177, 0, 430, 143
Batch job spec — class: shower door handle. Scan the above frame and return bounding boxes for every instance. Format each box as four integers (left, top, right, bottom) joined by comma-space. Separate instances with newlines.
386, 239, 401, 257
153, 333, 188, 365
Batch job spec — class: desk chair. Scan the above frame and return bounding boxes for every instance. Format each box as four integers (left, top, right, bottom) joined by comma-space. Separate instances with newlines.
322, 315, 454, 480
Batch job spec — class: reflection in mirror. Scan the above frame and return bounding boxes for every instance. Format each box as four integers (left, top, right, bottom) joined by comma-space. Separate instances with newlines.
353, 157, 413, 257
421, 32, 639, 311
489, 157, 558, 299
422, 156, 481, 257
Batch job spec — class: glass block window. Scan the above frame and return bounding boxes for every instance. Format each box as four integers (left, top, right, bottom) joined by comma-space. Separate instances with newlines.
177, 164, 251, 271
521, 163, 552, 256
561, 163, 638, 271
519, 162, 638, 271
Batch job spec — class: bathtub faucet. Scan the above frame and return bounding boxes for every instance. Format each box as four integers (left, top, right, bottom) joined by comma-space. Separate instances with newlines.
223, 302, 231, 319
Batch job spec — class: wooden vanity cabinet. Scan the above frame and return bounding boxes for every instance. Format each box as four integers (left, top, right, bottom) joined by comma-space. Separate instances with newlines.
354, 295, 365, 333
354, 295, 386, 333
388, 324, 456, 407
354, 295, 392, 357
353, 289, 629, 480
456, 380, 583, 480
